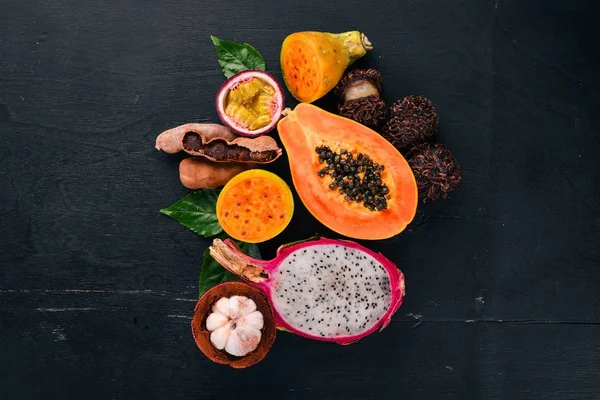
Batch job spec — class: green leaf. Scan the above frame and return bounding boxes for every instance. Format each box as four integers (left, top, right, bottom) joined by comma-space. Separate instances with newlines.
198, 246, 239, 297
243, 241, 262, 260
160, 190, 222, 237
198, 236, 262, 297
210, 35, 266, 78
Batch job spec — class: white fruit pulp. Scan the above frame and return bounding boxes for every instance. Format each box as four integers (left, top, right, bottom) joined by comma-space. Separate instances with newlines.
271, 244, 391, 338
205, 295, 264, 357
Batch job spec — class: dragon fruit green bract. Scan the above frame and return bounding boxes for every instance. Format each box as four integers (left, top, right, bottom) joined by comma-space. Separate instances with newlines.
209, 237, 405, 344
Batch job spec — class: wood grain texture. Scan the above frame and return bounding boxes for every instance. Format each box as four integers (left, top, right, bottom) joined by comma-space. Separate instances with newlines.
1, 0, 599, 399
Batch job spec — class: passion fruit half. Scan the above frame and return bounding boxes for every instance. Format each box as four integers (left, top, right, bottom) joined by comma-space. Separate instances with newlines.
216, 70, 285, 137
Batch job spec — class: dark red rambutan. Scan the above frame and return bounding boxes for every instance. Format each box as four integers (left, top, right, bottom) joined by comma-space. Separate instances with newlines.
334, 69, 388, 131
382, 95, 439, 151
406, 142, 461, 202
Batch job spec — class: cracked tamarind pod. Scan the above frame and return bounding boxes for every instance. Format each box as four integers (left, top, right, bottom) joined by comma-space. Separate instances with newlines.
155, 123, 237, 154
155, 123, 282, 164
181, 132, 282, 164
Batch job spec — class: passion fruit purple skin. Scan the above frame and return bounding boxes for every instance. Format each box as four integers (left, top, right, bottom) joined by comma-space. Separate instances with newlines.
216, 70, 285, 137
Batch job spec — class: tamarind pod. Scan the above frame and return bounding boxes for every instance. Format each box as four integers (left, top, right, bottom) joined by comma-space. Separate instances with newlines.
179, 158, 251, 190
155, 123, 237, 154
181, 132, 282, 164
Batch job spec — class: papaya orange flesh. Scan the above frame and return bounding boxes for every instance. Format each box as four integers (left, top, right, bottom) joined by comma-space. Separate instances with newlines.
216, 169, 294, 243
277, 104, 418, 240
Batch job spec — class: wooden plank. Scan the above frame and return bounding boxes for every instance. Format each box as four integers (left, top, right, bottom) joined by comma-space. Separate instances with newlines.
1, 0, 599, 398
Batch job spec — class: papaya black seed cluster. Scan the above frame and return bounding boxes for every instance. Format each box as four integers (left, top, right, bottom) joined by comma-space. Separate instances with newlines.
315, 146, 389, 211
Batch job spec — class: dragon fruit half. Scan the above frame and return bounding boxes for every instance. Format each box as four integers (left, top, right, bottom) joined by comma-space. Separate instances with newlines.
209, 237, 405, 344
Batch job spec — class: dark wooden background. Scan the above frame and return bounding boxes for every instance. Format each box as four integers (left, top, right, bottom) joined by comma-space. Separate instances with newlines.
1, 0, 599, 399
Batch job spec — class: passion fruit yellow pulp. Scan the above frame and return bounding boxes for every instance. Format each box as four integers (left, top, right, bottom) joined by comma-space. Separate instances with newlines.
216, 70, 285, 137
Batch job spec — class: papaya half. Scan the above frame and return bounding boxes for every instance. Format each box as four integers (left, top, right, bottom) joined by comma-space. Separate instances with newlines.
277, 103, 418, 240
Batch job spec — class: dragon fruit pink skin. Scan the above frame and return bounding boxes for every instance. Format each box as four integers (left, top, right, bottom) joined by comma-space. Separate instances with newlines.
209, 237, 405, 345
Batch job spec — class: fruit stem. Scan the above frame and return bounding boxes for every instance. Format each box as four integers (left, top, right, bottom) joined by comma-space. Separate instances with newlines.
361, 33, 373, 51
337, 31, 372, 64
209, 239, 269, 283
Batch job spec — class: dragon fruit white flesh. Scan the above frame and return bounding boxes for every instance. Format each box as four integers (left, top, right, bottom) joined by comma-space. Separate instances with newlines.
209, 237, 405, 344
